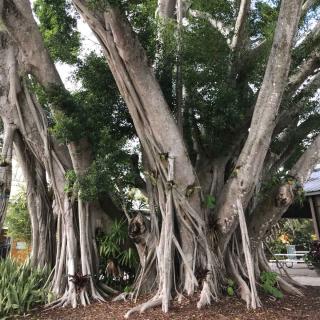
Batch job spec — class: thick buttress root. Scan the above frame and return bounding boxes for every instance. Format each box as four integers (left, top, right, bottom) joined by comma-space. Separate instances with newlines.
124, 297, 162, 318
227, 250, 252, 308
124, 156, 220, 317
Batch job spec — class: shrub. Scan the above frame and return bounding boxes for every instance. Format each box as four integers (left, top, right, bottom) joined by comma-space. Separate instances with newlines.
304, 240, 320, 267
5, 192, 31, 243
226, 279, 235, 296
266, 218, 315, 259
260, 271, 283, 299
97, 220, 138, 289
0, 259, 49, 317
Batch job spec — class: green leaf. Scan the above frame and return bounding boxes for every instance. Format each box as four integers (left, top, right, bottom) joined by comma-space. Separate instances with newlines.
0, 259, 50, 317
205, 195, 216, 209
227, 279, 234, 287
227, 286, 234, 296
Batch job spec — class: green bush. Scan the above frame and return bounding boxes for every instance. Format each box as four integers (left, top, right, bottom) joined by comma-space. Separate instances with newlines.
266, 218, 315, 258
304, 240, 320, 267
5, 192, 31, 243
0, 259, 49, 317
98, 220, 138, 270
226, 279, 235, 296
260, 271, 283, 299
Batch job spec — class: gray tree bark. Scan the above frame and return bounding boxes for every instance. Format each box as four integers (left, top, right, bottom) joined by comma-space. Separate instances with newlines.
157, 0, 176, 19
0, 1, 117, 306
215, 0, 303, 249
14, 132, 55, 268
0, 30, 63, 267
0, 121, 15, 229
248, 133, 320, 248
72, 0, 220, 313
0, 0, 315, 316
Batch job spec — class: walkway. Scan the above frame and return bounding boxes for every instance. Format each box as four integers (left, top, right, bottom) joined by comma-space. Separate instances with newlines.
270, 262, 320, 286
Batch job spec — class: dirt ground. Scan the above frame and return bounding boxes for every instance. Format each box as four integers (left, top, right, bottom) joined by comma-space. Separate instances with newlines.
18, 286, 320, 320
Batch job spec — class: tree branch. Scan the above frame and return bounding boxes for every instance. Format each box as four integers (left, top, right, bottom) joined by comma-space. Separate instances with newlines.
291, 133, 320, 181
275, 71, 320, 135
130, 153, 147, 197
157, 0, 177, 19
230, 0, 251, 51
248, 132, 320, 247
270, 114, 320, 172
296, 21, 320, 50
287, 50, 320, 95
302, 0, 320, 15
250, 2, 319, 54
216, 0, 303, 245
0, 1, 62, 88
189, 9, 231, 41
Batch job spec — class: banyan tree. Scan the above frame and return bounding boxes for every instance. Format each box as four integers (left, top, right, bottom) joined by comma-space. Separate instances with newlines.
0, 0, 320, 317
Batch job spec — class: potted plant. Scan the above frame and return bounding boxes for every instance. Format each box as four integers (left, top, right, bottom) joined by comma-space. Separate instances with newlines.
304, 241, 320, 269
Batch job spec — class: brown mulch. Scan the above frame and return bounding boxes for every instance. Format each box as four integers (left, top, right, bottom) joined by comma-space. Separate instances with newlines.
19, 287, 320, 320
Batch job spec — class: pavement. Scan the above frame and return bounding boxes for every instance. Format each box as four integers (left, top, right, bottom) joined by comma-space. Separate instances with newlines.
269, 262, 320, 286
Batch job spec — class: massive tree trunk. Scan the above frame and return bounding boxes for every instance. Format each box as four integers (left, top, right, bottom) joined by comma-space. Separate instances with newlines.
215, 0, 303, 248
157, 0, 176, 19
72, 0, 220, 314
240, 134, 320, 296
1, 0, 316, 316
70, 0, 314, 315
68, 139, 106, 303
0, 1, 117, 306
0, 32, 66, 265
0, 121, 15, 229
207, 1, 304, 307
14, 132, 55, 268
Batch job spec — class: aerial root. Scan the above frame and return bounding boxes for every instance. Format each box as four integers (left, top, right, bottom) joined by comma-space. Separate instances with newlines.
197, 281, 214, 309
96, 287, 110, 300
277, 276, 303, 296
99, 282, 119, 295
284, 275, 306, 289
228, 253, 251, 307
45, 291, 69, 309
90, 287, 106, 303
237, 199, 261, 309
124, 297, 162, 319
45, 285, 109, 310
112, 292, 134, 302
45, 297, 64, 309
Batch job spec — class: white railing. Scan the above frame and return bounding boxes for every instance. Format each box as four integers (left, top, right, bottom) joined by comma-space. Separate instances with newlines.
269, 247, 309, 268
